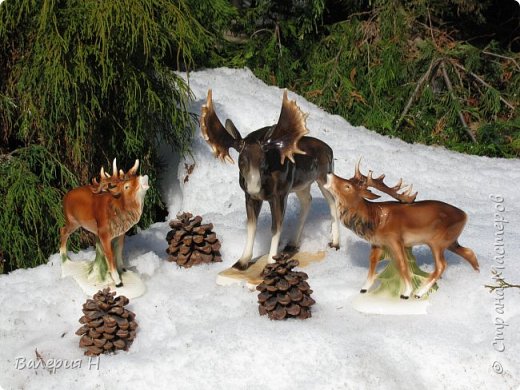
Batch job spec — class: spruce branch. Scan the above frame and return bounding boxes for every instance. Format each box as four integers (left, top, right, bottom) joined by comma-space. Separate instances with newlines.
451, 62, 516, 111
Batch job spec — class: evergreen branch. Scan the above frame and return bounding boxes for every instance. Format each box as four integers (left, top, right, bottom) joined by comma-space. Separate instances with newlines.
451, 62, 516, 111
440, 61, 476, 143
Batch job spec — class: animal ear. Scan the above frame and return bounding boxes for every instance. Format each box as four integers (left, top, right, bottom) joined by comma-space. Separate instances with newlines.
225, 119, 241, 140
360, 188, 380, 200
200, 90, 243, 164
264, 89, 309, 164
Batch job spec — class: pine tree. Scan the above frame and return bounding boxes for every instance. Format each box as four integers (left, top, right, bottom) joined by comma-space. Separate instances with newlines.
0, 0, 215, 271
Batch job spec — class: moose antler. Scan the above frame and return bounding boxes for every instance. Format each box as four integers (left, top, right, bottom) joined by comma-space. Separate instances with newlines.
266, 90, 309, 164
200, 90, 242, 164
353, 161, 417, 203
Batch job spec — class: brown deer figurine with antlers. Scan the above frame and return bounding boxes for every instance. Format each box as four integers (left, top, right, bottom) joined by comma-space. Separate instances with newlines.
324, 162, 479, 299
60, 159, 149, 287
200, 90, 340, 269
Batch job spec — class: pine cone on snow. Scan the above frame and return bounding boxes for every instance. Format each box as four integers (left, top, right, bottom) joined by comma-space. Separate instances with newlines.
257, 254, 316, 320
76, 288, 138, 356
166, 212, 222, 267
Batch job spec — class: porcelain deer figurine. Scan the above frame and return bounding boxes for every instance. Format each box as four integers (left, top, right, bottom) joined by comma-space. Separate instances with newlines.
324, 162, 479, 298
200, 89, 340, 269
60, 159, 149, 287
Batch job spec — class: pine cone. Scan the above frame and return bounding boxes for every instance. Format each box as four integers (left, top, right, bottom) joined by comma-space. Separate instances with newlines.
257, 254, 315, 320
166, 212, 222, 268
76, 288, 138, 356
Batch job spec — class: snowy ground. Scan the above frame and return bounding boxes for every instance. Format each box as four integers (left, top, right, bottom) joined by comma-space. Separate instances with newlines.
1, 68, 519, 390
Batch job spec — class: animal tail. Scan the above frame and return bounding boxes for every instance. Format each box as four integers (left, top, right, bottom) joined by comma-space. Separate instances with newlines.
448, 242, 479, 272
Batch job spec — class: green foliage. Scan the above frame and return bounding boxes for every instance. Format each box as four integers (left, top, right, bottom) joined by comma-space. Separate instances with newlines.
218, 0, 520, 158
0, 146, 78, 272
0, 0, 210, 271
184, 0, 236, 66
223, 0, 326, 86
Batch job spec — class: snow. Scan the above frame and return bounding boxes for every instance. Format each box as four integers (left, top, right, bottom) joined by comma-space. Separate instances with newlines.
1, 68, 519, 389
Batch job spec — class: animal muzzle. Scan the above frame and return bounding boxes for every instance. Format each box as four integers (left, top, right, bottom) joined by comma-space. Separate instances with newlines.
140, 175, 150, 191
245, 168, 262, 195
324, 173, 333, 191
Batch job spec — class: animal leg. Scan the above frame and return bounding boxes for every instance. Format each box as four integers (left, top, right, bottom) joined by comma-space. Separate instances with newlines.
389, 241, 413, 299
286, 185, 312, 252
448, 241, 480, 271
100, 233, 122, 287
360, 246, 384, 293
415, 246, 447, 298
318, 183, 340, 249
233, 195, 262, 270
59, 221, 79, 263
113, 234, 126, 273
267, 194, 288, 263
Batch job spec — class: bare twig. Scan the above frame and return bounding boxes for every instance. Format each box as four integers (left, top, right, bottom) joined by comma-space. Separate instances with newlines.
485, 278, 520, 292
440, 61, 477, 143
35, 349, 45, 366
345, 10, 376, 21
396, 58, 439, 128
427, 8, 437, 49
451, 59, 464, 88
320, 47, 344, 93
451, 62, 516, 111
250, 28, 272, 39
274, 23, 282, 56
482, 51, 520, 72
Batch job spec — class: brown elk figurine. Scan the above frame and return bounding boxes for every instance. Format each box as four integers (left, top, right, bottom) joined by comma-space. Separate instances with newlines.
60, 159, 149, 287
200, 89, 340, 269
324, 162, 479, 299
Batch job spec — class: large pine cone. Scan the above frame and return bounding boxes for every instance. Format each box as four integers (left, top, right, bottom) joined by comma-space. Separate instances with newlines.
166, 212, 222, 267
257, 254, 316, 320
76, 288, 138, 356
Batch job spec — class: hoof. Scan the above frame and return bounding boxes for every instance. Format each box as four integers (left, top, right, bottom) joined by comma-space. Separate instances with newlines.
360, 289, 367, 294
400, 294, 409, 300
115, 282, 123, 288
328, 242, 340, 250
282, 245, 299, 256
414, 294, 421, 299
232, 261, 249, 271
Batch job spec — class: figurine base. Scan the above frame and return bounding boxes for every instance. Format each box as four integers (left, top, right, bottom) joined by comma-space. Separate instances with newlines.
62, 259, 146, 299
350, 291, 429, 315
216, 251, 326, 290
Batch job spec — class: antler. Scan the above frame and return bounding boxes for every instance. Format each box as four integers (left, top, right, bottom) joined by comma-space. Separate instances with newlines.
120, 159, 139, 179
90, 159, 139, 194
265, 90, 309, 164
200, 89, 242, 164
365, 170, 417, 203
351, 161, 417, 203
